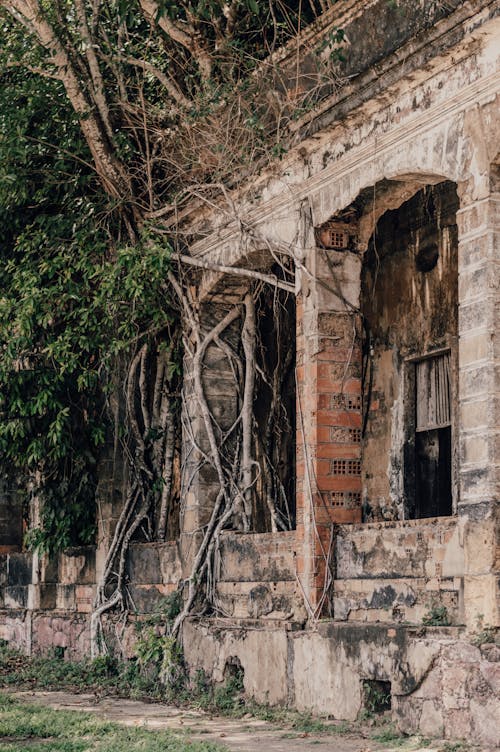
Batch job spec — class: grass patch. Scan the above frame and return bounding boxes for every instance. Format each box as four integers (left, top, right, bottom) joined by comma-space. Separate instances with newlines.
0, 644, 163, 700
0, 643, 352, 738
0, 692, 223, 752
371, 722, 405, 746
288, 713, 336, 734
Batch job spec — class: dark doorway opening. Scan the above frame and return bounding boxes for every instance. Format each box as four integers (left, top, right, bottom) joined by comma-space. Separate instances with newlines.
253, 283, 296, 532
415, 427, 452, 518
412, 352, 453, 518
359, 180, 458, 522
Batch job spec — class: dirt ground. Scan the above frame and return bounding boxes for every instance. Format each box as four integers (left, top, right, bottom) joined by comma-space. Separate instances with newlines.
11, 690, 462, 752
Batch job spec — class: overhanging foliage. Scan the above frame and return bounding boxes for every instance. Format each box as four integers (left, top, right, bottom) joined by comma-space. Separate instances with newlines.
0, 0, 337, 651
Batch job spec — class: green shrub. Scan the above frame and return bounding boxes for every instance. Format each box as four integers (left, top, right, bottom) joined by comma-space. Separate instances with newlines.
422, 603, 450, 627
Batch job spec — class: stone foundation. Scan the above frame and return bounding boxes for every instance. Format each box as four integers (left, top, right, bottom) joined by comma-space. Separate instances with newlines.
183, 618, 500, 746
0, 520, 498, 744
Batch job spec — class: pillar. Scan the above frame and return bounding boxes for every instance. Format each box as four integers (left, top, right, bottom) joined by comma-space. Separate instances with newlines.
295, 243, 363, 615
180, 297, 241, 576
457, 182, 500, 628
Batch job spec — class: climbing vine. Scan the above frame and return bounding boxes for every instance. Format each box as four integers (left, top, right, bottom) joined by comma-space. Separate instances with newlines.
0, 0, 346, 654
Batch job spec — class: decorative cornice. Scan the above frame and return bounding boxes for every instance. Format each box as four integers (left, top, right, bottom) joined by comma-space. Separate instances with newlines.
190, 65, 500, 262
160, 1, 497, 237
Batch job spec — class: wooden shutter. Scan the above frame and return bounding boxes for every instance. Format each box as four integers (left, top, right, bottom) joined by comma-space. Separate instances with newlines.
416, 352, 451, 431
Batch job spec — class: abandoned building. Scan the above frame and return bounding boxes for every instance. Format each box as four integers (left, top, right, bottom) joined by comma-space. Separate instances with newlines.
1, 0, 499, 745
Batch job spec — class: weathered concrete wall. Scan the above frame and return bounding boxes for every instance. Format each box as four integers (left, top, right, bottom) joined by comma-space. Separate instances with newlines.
184, 618, 500, 746
0, 533, 301, 652
126, 542, 182, 613
0, 610, 31, 653
56, 546, 97, 612
31, 614, 91, 660
0, 552, 32, 610
215, 531, 305, 621
461, 503, 500, 629
0, 610, 91, 661
0, 540, 182, 656
265, 0, 468, 119
394, 639, 500, 746
333, 518, 464, 624
184, 618, 291, 706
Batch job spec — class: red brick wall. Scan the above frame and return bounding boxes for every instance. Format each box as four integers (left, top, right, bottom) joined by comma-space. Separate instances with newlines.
296, 299, 362, 613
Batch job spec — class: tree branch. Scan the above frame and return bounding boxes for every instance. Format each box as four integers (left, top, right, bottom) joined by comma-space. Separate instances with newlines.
74, 0, 114, 142
118, 55, 191, 110
1, 0, 131, 202
238, 293, 256, 531
173, 253, 295, 293
138, 0, 213, 81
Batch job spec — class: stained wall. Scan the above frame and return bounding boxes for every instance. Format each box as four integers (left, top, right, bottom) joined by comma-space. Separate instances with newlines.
360, 182, 459, 521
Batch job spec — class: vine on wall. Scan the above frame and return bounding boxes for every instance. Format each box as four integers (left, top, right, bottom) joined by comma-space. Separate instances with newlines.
0, 0, 345, 654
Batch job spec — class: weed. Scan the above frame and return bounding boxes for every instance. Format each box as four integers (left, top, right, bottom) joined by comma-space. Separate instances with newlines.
136, 630, 184, 688
132, 592, 186, 691
422, 603, 451, 627
212, 670, 244, 713
333, 722, 351, 734
191, 669, 212, 710
362, 679, 391, 715
89, 654, 119, 678
470, 615, 498, 647
441, 742, 470, 752
372, 723, 405, 745
242, 701, 287, 723
289, 712, 330, 734
0, 641, 162, 699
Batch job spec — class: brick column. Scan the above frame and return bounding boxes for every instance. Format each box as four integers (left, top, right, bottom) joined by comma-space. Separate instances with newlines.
180, 298, 241, 575
457, 190, 500, 628
295, 247, 362, 615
